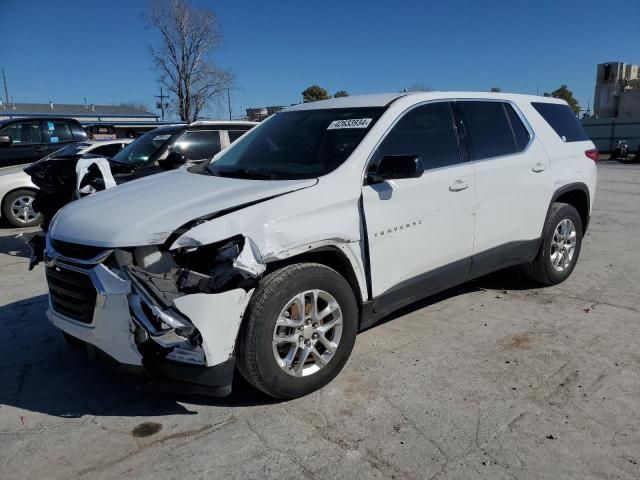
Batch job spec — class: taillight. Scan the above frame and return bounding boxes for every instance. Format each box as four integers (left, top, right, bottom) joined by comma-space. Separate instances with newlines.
585, 149, 598, 162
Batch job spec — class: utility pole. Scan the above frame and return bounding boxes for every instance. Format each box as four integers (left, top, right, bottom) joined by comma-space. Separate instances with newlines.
227, 88, 232, 120
2, 67, 9, 105
155, 86, 169, 121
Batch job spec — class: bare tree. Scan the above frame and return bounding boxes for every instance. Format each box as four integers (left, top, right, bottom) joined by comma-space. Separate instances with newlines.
118, 101, 152, 113
143, 0, 233, 122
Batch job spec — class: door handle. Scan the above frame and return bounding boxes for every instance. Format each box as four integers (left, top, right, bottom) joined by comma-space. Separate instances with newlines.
449, 180, 469, 192
532, 162, 547, 173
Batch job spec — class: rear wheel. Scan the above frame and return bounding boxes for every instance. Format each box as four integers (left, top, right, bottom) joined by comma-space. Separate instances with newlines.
523, 202, 583, 285
237, 263, 358, 399
2, 189, 42, 227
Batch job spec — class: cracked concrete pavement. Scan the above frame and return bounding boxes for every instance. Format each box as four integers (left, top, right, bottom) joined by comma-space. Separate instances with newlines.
1, 161, 639, 479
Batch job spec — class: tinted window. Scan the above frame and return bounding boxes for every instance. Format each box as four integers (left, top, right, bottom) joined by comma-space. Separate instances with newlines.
45, 120, 74, 144
532, 102, 589, 142
505, 104, 531, 151
90, 143, 123, 158
374, 102, 459, 170
461, 101, 516, 160
228, 130, 246, 143
209, 108, 384, 180
0, 121, 41, 144
70, 123, 88, 141
172, 130, 221, 161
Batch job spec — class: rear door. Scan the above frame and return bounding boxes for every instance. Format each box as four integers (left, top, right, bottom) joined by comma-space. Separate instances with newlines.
0, 120, 45, 167
456, 100, 553, 274
362, 101, 475, 309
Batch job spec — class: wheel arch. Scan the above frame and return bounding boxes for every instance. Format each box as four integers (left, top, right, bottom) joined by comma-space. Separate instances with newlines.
549, 183, 591, 235
265, 245, 365, 308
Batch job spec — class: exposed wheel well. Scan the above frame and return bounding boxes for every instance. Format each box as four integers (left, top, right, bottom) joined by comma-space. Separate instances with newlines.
554, 188, 590, 235
265, 247, 364, 307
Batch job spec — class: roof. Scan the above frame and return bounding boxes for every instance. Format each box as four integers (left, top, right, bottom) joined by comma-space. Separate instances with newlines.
286, 91, 567, 111
189, 120, 258, 127
0, 102, 157, 118
288, 93, 408, 111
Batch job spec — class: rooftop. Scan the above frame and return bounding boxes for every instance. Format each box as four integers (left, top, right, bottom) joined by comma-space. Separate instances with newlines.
0, 102, 157, 118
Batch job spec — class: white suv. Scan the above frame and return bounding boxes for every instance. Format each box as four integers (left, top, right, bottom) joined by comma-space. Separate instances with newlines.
42, 92, 597, 398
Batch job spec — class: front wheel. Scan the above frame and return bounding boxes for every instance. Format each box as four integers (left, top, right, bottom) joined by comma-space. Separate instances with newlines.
237, 263, 358, 399
523, 202, 583, 285
2, 189, 42, 227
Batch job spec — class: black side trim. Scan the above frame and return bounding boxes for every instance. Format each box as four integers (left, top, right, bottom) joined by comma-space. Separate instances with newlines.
469, 239, 540, 278
357, 194, 373, 301
142, 357, 235, 396
359, 239, 540, 330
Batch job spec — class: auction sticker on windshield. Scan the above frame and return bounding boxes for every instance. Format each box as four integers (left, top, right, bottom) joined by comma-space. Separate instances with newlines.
327, 118, 372, 130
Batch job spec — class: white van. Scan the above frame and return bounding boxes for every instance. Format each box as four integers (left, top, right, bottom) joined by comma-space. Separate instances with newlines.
42, 92, 597, 398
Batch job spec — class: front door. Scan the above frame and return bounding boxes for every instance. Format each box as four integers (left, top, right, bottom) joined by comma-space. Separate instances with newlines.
0, 120, 44, 167
362, 102, 475, 314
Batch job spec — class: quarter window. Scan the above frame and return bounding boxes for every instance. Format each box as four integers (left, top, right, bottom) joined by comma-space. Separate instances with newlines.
0, 121, 41, 145
374, 102, 459, 170
460, 101, 517, 160
531, 102, 589, 142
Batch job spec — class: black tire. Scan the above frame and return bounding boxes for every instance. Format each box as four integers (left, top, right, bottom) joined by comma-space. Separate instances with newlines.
237, 263, 358, 399
523, 202, 583, 285
2, 189, 42, 228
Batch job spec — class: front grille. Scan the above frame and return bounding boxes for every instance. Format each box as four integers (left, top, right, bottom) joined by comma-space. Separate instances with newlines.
46, 265, 97, 323
51, 239, 107, 261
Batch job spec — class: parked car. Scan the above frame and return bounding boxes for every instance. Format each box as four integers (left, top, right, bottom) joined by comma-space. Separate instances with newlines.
612, 139, 630, 162
25, 121, 257, 230
0, 117, 87, 168
39, 92, 597, 399
1, 139, 132, 227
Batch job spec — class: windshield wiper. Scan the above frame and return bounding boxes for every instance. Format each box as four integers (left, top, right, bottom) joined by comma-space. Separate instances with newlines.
212, 167, 278, 180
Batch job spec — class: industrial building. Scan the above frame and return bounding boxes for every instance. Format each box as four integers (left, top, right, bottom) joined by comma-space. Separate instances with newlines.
583, 62, 640, 152
0, 101, 161, 137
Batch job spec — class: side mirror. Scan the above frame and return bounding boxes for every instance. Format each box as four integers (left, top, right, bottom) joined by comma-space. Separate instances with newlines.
0, 135, 12, 148
367, 155, 424, 184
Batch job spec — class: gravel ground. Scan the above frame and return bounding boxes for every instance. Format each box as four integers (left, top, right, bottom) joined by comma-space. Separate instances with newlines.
0, 161, 639, 480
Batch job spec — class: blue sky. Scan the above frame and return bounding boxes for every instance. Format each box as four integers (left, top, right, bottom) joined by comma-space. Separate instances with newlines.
1, 0, 639, 119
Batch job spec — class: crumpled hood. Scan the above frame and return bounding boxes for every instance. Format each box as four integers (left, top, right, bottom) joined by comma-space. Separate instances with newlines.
50, 168, 317, 247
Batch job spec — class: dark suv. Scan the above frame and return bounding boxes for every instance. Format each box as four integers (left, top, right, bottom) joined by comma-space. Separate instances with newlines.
0, 117, 87, 167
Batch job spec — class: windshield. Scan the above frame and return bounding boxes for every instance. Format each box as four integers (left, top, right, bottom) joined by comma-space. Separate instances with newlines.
207, 107, 384, 179
111, 131, 174, 166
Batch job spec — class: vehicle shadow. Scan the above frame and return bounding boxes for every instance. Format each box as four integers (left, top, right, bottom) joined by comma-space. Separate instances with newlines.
0, 268, 542, 418
364, 266, 544, 328
0, 294, 278, 419
0, 227, 33, 259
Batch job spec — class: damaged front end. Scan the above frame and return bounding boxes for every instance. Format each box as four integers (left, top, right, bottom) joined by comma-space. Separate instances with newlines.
45, 234, 265, 396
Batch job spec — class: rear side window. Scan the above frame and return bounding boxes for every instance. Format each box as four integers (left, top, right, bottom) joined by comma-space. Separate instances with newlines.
460, 101, 516, 160
45, 120, 74, 144
531, 102, 589, 142
505, 104, 531, 151
90, 143, 123, 158
375, 102, 459, 170
171, 130, 221, 161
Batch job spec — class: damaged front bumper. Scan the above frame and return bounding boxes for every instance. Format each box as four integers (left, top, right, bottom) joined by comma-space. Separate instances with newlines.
43, 235, 255, 396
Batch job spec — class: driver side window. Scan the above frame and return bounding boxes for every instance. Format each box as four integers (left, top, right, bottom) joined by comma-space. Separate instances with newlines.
171, 130, 221, 161
374, 102, 460, 171
0, 121, 41, 145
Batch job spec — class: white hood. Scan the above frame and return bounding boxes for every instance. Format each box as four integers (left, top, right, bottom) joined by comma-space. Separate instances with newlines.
50, 168, 317, 247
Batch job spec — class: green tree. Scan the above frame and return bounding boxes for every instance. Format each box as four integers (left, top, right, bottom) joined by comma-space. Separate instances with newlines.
302, 85, 330, 103
490, 87, 501, 92
544, 85, 580, 114
334, 90, 349, 98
